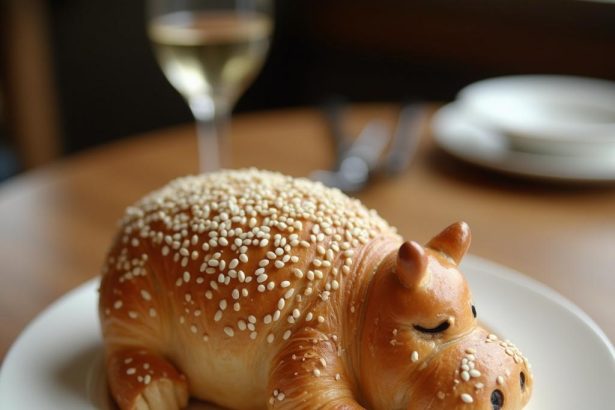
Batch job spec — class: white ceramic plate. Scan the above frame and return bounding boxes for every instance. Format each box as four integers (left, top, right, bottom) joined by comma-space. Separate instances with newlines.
432, 102, 615, 182
457, 75, 615, 154
1, 255, 614, 409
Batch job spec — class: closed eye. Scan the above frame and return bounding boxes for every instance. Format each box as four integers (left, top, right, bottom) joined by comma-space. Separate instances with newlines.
413, 320, 450, 334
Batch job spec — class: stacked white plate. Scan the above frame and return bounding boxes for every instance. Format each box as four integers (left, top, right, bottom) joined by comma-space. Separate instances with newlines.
431, 75, 615, 182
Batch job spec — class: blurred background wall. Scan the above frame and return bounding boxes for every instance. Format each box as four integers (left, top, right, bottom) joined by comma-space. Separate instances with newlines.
1, 0, 615, 180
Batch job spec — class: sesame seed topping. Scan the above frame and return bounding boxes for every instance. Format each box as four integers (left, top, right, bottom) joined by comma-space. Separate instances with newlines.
313, 369, 321, 377
224, 327, 234, 337
460, 393, 473, 403
411, 351, 419, 363
109, 169, 398, 349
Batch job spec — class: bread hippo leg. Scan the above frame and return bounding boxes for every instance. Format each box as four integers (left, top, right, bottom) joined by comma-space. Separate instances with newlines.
266, 327, 365, 409
106, 347, 189, 410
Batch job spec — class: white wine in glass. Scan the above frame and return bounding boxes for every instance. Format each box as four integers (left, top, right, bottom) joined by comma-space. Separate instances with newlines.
147, 1, 272, 172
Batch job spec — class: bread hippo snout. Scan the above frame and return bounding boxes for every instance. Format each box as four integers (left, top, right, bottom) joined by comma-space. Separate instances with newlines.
404, 327, 533, 409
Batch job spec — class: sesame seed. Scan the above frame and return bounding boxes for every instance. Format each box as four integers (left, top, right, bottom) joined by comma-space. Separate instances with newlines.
469, 369, 481, 378
140, 290, 151, 300
283, 330, 292, 340
280, 280, 291, 288
497, 376, 504, 385
126, 368, 136, 375
224, 327, 235, 337
411, 351, 419, 363
460, 393, 473, 403
214, 310, 223, 321
317, 315, 325, 323
267, 333, 275, 343
313, 369, 321, 377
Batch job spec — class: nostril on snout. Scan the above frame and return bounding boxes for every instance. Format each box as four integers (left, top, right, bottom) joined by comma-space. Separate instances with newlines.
491, 389, 504, 410
520, 371, 526, 391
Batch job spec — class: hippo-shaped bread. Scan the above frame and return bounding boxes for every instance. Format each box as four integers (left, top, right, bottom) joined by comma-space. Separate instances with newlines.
99, 169, 532, 409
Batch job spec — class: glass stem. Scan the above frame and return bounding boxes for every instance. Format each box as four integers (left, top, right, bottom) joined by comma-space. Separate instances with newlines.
189, 95, 230, 173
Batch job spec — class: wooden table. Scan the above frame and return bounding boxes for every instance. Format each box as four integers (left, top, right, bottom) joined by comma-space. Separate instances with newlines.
1, 104, 614, 360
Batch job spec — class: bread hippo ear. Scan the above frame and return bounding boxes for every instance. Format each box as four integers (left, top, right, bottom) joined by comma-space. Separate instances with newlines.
426, 221, 471, 264
396, 241, 428, 289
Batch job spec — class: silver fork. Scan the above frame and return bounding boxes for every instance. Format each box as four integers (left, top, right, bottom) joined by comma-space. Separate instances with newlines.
312, 103, 425, 192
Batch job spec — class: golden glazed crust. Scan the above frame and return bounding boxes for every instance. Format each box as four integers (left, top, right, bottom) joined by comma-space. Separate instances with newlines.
99, 169, 533, 410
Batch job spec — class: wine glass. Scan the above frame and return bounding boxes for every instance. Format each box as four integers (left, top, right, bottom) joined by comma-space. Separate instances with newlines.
147, 0, 273, 172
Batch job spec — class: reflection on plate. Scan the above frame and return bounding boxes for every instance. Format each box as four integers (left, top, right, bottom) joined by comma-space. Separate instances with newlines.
1, 255, 614, 409
432, 103, 615, 182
